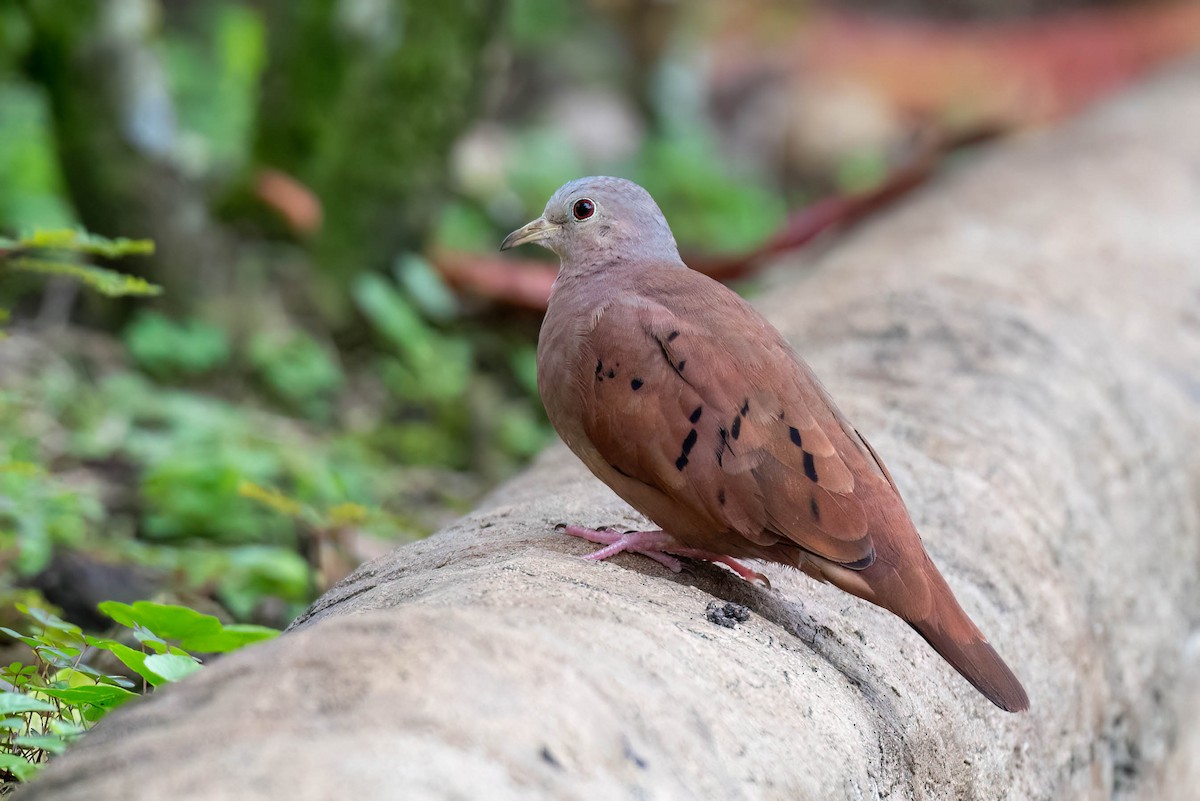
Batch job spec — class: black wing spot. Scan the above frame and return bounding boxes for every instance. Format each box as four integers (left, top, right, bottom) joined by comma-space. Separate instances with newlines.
731, 415, 741, 440
740, 399, 749, 417
689, 406, 703, 423
717, 426, 735, 463
667, 330, 680, 342
809, 497, 821, 522
802, 451, 818, 482
653, 335, 689, 381
631, 378, 644, 391
718, 489, 726, 506
676, 428, 699, 471
789, 427, 803, 448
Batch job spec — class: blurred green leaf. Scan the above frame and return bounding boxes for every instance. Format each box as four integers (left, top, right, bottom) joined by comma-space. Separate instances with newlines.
248, 328, 343, 418
395, 254, 459, 323
14, 229, 154, 258
142, 654, 201, 683
0, 752, 39, 782
85, 637, 168, 687
39, 685, 136, 709
97, 601, 221, 642
123, 311, 231, 377
5, 256, 160, 298
12, 734, 70, 755
0, 692, 55, 715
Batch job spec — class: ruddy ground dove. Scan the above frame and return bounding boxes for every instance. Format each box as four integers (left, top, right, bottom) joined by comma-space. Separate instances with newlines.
501, 176, 1029, 712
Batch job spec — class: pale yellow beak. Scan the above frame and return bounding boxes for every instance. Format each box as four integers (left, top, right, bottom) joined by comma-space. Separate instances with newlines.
500, 216, 560, 251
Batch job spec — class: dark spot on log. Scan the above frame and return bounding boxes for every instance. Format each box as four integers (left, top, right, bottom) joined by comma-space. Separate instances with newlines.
731, 415, 741, 440
667, 330, 680, 342
706, 600, 750, 628
789, 426, 803, 447
675, 454, 688, 471
779, 410, 786, 420
541, 746, 563, 770
718, 489, 726, 506
631, 378, 644, 391
677, 359, 686, 371
623, 740, 649, 769
606, 369, 615, 379
809, 497, 820, 522
740, 399, 749, 417
595, 359, 602, 375
689, 406, 703, 423
803, 451, 818, 482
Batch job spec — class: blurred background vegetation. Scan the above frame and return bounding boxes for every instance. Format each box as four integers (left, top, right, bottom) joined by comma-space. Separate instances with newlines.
1, 0, 1198, 637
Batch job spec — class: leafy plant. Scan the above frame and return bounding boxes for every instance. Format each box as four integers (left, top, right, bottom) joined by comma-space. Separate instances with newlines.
247, 327, 344, 419
0, 461, 103, 577
0, 229, 159, 299
0, 600, 277, 786
123, 311, 232, 378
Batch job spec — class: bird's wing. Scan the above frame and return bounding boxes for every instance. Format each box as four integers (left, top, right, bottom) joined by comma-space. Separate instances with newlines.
577, 286, 874, 567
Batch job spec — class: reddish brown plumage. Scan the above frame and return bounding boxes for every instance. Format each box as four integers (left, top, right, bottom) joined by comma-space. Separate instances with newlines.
507, 176, 1028, 712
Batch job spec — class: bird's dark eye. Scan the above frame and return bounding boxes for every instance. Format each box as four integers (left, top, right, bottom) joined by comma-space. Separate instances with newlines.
572, 198, 595, 220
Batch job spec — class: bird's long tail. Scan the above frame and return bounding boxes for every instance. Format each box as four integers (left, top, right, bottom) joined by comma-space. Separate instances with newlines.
813, 550, 1029, 712
906, 566, 1029, 713
909, 617, 1029, 712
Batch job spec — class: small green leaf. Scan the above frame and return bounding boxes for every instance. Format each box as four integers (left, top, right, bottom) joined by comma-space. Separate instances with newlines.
0, 691, 55, 715
142, 654, 201, 682
0, 716, 28, 731
6, 257, 161, 297
181, 624, 278, 654
98, 601, 223, 642
0, 752, 40, 781
13, 733, 70, 754
86, 636, 167, 687
0, 628, 42, 649
39, 685, 136, 709
15, 604, 81, 635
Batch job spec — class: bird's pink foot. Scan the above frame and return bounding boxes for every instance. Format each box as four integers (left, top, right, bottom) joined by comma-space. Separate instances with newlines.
560, 525, 770, 587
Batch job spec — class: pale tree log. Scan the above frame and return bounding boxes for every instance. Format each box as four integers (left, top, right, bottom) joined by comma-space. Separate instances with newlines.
20, 61, 1200, 800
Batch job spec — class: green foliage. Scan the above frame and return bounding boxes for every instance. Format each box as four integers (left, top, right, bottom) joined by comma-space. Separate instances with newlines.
247, 328, 344, 419
3, 350, 461, 621
0, 84, 74, 231
0, 229, 159, 300
163, 2, 266, 170
0, 461, 102, 576
123, 311, 232, 378
0, 601, 278, 785
355, 273, 473, 405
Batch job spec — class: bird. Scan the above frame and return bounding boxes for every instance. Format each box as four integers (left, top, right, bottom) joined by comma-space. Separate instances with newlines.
501, 176, 1029, 713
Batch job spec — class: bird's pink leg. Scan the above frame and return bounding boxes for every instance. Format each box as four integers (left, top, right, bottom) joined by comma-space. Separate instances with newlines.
560, 525, 770, 586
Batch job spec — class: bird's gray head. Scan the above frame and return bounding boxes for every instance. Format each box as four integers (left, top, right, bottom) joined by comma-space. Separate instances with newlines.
500, 177, 681, 271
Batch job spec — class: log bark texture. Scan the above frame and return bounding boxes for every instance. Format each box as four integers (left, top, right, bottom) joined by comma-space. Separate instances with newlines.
21, 61, 1200, 800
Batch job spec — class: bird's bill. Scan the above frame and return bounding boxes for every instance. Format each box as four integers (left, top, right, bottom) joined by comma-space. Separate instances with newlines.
500, 217, 560, 251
